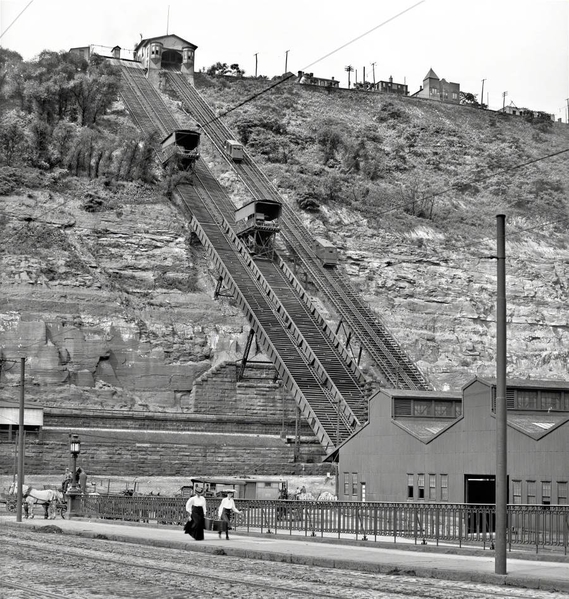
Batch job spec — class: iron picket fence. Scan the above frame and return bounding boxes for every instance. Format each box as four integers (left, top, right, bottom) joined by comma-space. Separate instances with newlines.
84, 497, 568, 553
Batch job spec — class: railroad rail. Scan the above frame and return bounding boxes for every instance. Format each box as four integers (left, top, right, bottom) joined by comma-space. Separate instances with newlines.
165, 73, 431, 390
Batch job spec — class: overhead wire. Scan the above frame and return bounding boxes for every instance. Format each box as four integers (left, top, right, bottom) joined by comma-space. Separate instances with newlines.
203, 1, 426, 126
0, 0, 34, 40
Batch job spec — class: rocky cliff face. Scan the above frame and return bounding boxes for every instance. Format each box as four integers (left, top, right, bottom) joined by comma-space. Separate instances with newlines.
318, 210, 568, 389
0, 177, 250, 409
1, 79, 568, 412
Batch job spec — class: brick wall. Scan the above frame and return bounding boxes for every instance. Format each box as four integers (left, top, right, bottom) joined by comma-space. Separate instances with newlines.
0, 362, 327, 477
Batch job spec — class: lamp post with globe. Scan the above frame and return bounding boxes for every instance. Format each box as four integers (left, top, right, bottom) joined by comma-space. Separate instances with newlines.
66, 434, 82, 518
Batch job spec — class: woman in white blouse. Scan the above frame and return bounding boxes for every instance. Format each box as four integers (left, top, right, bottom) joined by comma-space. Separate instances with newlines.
184, 486, 206, 540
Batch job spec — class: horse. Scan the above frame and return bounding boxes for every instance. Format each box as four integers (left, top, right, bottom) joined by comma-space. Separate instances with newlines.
8, 482, 63, 519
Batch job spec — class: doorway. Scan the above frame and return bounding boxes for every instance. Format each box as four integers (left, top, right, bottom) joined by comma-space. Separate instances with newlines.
464, 475, 499, 534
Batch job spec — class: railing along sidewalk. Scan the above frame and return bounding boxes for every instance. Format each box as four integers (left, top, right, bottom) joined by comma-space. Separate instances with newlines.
86, 497, 569, 553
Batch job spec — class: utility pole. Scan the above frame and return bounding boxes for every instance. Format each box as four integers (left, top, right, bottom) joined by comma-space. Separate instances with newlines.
566, 97, 569, 124
16, 358, 25, 522
166, 5, 170, 35
345, 65, 353, 89
371, 62, 376, 85
502, 91, 508, 111
284, 50, 289, 74
254, 53, 258, 78
495, 214, 508, 575
363, 66, 366, 87
481, 79, 486, 107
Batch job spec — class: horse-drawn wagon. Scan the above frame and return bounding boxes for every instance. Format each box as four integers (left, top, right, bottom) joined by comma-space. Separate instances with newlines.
7, 482, 65, 519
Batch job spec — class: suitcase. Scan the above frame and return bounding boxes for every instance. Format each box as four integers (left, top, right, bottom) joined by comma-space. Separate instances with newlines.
204, 517, 225, 532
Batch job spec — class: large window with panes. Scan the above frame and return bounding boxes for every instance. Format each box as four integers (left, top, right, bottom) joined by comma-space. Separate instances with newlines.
393, 398, 462, 418
492, 388, 568, 412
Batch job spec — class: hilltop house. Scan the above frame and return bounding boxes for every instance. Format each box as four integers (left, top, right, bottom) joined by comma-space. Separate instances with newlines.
413, 68, 460, 104
133, 34, 197, 85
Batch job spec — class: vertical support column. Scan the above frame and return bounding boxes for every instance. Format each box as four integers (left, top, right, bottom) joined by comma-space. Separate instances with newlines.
495, 214, 508, 575
16, 358, 25, 522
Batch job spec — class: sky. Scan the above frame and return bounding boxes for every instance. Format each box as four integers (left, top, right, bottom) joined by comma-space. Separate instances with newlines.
1, 0, 568, 120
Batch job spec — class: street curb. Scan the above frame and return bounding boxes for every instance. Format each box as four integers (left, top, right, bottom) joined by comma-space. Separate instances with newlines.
5, 521, 569, 594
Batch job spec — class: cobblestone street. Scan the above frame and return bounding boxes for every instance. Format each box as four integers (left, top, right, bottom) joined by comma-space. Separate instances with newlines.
2, 528, 568, 599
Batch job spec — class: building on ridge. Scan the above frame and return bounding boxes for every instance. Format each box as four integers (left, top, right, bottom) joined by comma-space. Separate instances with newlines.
374, 76, 408, 96
134, 34, 198, 85
412, 68, 460, 104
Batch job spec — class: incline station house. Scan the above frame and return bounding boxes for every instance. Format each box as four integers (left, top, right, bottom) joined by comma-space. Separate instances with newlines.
330, 377, 569, 505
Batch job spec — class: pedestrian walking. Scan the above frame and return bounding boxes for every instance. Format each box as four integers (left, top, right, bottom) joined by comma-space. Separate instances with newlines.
77, 468, 88, 493
217, 490, 241, 540
184, 486, 206, 541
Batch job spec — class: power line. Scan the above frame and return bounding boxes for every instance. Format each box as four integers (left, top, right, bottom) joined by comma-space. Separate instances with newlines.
0, 0, 34, 40
203, 1, 425, 126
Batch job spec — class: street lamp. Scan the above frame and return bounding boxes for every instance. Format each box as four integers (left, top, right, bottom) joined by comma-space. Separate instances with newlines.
69, 434, 81, 491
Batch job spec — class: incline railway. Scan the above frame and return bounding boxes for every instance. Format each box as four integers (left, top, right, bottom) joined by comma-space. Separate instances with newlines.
165, 72, 430, 391
115, 61, 368, 448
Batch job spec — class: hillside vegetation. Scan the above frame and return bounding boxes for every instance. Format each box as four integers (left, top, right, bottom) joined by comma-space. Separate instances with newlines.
196, 75, 568, 242
0, 53, 568, 409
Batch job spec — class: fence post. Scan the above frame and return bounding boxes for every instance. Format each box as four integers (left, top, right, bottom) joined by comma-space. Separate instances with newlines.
394, 505, 398, 543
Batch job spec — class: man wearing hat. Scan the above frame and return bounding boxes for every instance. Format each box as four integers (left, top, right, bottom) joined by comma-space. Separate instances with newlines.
217, 489, 241, 540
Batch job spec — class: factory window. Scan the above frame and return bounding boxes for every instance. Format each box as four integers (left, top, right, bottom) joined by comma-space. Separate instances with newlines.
557, 482, 568, 505
541, 391, 563, 411
429, 475, 437, 500
352, 473, 358, 497
413, 401, 431, 416
434, 401, 452, 417
517, 390, 538, 409
493, 388, 568, 412
418, 474, 425, 499
440, 475, 448, 501
394, 399, 461, 418
542, 482, 551, 505
407, 474, 414, 499
527, 480, 536, 504
512, 480, 522, 504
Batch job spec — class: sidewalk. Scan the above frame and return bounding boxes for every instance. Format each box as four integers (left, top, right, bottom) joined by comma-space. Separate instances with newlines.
2, 514, 568, 593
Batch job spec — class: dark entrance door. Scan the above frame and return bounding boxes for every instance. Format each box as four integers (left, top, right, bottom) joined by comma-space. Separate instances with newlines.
465, 475, 496, 533
162, 50, 182, 71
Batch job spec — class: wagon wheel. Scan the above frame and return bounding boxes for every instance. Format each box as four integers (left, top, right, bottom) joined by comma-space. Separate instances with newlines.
59, 502, 67, 519
7, 500, 16, 513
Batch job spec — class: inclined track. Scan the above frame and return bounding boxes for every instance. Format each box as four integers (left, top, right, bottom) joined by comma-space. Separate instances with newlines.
165, 73, 430, 390
115, 61, 369, 448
